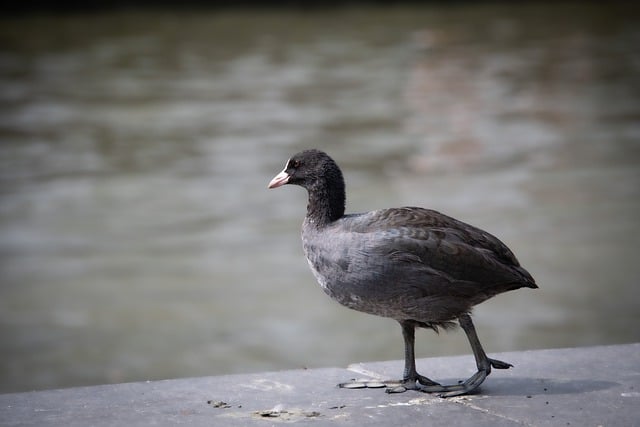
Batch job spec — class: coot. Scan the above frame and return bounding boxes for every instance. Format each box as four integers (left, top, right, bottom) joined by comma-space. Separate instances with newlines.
268, 149, 537, 397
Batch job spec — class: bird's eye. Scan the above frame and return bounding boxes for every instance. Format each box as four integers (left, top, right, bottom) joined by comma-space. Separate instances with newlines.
292, 160, 301, 168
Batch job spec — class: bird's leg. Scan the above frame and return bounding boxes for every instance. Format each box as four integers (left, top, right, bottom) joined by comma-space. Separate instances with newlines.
340, 316, 512, 396
432, 313, 513, 398
395, 315, 513, 397
339, 321, 440, 392
385, 321, 441, 393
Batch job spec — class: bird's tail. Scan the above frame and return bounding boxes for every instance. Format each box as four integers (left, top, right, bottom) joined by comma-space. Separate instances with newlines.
515, 265, 538, 289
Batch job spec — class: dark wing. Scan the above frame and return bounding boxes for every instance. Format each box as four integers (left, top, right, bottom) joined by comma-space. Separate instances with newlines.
342, 207, 537, 291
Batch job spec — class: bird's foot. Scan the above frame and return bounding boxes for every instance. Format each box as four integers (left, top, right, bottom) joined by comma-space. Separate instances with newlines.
339, 374, 483, 398
386, 362, 513, 398
340, 359, 512, 398
425, 358, 513, 397
385, 374, 441, 393
339, 374, 439, 392
387, 369, 489, 397
420, 359, 512, 398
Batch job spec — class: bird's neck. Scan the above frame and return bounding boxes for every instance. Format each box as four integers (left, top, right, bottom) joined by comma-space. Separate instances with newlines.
306, 179, 345, 228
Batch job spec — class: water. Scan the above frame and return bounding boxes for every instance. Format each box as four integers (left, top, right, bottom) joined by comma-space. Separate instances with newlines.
1, 3, 639, 393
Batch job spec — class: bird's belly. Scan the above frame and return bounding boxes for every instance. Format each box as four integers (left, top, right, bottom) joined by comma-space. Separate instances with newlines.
305, 256, 415, 319
304, 250, 473, 324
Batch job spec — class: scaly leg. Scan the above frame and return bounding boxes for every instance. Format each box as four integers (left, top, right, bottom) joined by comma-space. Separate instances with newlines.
339, 321, 440, 391
433, 313, 512, 397
339, 316, 512, 397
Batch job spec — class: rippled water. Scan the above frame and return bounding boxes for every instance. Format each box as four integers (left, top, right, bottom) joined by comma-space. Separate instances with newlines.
1, 3, 639, 392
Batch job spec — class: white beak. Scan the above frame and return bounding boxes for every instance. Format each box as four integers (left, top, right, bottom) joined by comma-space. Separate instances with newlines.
268, 169, 290, 189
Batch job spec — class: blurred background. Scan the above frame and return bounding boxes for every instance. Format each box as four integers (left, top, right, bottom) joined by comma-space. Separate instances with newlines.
1, 2, 639, 393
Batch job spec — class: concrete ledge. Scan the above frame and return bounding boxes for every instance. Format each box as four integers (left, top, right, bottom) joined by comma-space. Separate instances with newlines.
1, 344, 638, 426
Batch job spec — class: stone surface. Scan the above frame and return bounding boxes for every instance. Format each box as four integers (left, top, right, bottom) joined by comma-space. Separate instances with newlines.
1, 344, 638, 426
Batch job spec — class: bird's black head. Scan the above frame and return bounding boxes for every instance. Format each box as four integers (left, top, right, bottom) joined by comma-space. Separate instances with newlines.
268, 149, 346, 223
268, 149, 342, 191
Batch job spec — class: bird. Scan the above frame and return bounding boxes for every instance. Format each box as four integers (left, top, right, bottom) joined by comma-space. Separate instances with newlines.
268, 149, 537, 397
